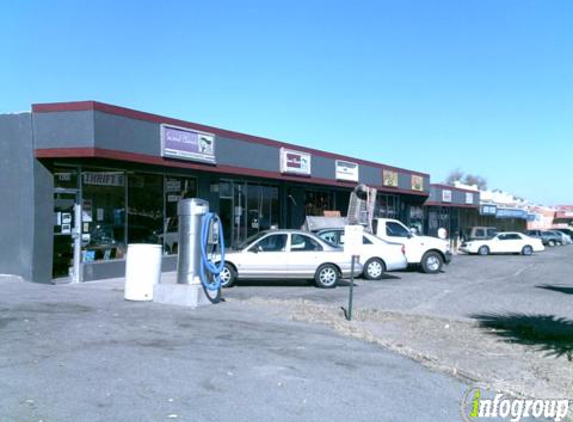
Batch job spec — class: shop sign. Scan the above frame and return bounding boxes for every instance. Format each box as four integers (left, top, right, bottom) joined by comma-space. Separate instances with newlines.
335, 160, 359, 182
480, 204, 497, 216
465, 192, 474, 205
411, 175, 424, 192
383, 170, 399, 187
442, 190, 452, 203
161, 124, 216, 164
280, 148, 311, 175
166, 179, 182, 192
496, 208, 527, 219
83, 172, 125, 187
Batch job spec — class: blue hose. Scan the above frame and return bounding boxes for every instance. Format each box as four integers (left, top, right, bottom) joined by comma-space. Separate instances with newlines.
199, 212, 226, 292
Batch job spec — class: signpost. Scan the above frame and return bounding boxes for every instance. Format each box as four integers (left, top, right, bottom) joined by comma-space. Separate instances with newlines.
342, 225, 363, 321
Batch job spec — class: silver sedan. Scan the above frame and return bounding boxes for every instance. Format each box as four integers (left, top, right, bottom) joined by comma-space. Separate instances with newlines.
219, 230, 362, 288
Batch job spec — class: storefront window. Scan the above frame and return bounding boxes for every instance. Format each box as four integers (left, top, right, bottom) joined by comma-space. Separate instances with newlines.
304, 191, 334, 216
408, 206, 425, 235
219, 180, 279, 248
163, 176, 197, 254
247, 184, 262, 238
376, 194, 400, 219
128, 174, 163, 244
81, 171, 126, 262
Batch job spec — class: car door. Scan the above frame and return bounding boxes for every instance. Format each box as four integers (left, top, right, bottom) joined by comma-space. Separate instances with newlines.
288, 233, 326, 278
494, 234, 518, 253
238, 233, 288, 278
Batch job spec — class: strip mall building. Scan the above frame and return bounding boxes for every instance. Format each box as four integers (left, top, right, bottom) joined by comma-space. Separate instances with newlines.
1, 101, 485, 284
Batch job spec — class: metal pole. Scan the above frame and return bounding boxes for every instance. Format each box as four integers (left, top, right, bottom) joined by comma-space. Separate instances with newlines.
72, 203, 82, 284
347, 255, 355, 321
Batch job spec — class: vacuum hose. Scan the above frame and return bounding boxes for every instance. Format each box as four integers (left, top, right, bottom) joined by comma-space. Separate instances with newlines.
199, 212, 226, 292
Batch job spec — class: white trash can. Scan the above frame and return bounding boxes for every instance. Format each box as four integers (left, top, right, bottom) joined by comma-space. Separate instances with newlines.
124, 244, 163, 301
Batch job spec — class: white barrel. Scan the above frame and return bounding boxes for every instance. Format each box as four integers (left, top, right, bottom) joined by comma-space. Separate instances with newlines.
124, 244, 163, 301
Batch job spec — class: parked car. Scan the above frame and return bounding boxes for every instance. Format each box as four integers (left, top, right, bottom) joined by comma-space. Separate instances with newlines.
219, 230, 362, 288
462, 226, 498, 241
315, 228, 407, 279
526, 230, 564, 247
460, 232, 544, 255
159, 217, 179, 254
553, 228, 573, 244
547, 230, 572, 245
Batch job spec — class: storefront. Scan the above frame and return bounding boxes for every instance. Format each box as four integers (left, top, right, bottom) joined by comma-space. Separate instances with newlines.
475, 203, 530, 232
424, 184, 481, 248
0, 101, 430, 283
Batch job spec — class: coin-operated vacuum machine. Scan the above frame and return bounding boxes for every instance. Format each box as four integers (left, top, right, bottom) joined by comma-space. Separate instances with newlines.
154, 198, 226, 307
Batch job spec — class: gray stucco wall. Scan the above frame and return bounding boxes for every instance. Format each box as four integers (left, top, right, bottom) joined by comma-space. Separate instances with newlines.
0, 113, 52, 283
33, 110, 95, 149
33, 160, 55, 283
429, 185, 480, 206
34, 109, 430, 195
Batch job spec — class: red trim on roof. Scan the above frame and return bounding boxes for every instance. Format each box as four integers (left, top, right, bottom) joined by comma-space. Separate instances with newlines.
32, 100, 429, 178
430, 183, 480, 194
424, 201, 478, 209
35, 147, 428, 196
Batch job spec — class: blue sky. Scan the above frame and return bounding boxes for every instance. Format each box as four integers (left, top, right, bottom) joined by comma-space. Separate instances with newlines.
2, 0, 572, 205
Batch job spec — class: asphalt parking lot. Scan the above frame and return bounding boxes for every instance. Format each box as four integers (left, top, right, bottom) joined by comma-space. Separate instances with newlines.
222, 245, 573, 403
0, 276, 468, 422
0, 246, 571, 422
224, 245, 573, 321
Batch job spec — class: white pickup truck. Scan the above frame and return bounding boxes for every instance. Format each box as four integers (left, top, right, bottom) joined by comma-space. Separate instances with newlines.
371, 218, 452, 273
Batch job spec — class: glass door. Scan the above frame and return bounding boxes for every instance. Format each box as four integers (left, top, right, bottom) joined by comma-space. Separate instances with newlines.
219, 181, 280, 248
233, 183, 247, 247
53, 188, 79, 279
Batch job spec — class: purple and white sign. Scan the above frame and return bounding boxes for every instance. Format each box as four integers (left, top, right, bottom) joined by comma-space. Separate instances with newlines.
161, 124, 216, 164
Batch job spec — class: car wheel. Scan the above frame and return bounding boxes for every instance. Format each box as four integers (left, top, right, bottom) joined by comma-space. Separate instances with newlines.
522, 245, 533, 256
548, 240, 555, 247
421, 251, 443, 274
314, 264, 339, 288
364, 258, 386, 280
478, 246, 490, 256
219, 263, 237, 288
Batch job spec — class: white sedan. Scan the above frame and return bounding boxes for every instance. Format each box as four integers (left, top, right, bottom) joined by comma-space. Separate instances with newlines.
460, 232, 545, 256
219, 230, 362, 288
316, 228, 408, 279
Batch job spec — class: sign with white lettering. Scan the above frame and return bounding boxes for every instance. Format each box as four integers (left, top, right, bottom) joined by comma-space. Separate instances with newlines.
161, 124, 216, 164
83, 173, 125, 187
335, 160, 359, 182
280, 148, 311, 175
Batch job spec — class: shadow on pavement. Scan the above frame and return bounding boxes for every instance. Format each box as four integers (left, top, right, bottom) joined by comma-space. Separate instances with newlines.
380, 274, 401, 280
234, 280, 313, 288
536, 285, 573, 295
471, 313, 573, 361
